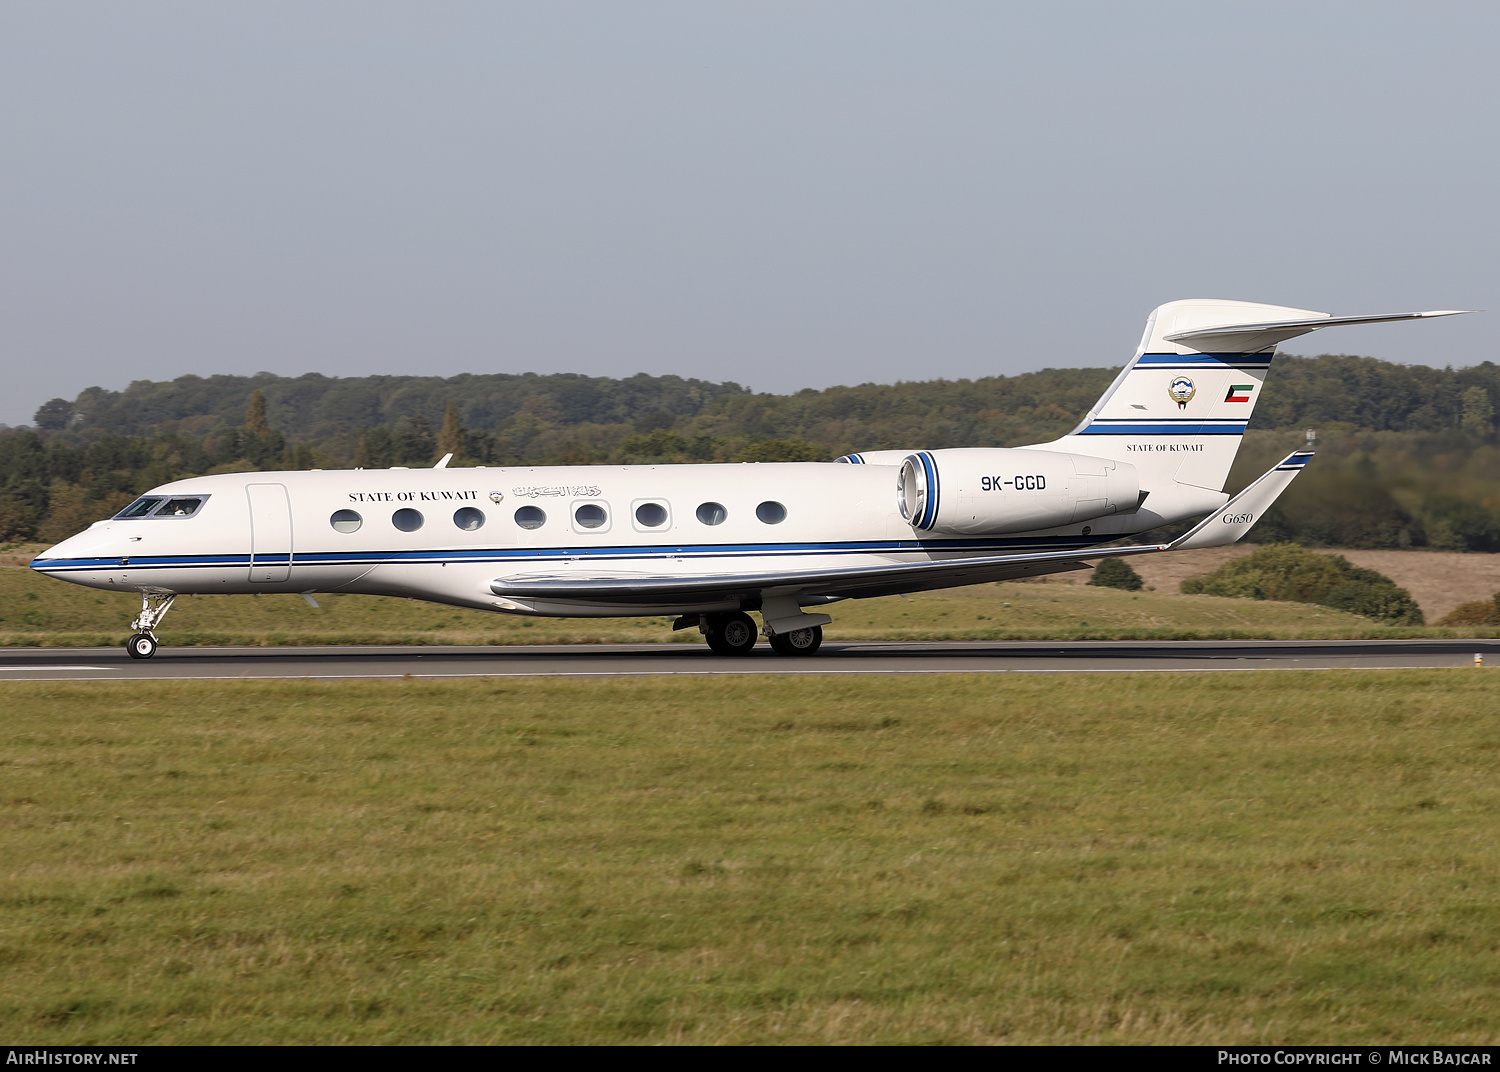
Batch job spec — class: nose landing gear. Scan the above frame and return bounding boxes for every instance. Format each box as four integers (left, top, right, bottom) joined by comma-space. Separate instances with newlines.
125, 591, 176, 660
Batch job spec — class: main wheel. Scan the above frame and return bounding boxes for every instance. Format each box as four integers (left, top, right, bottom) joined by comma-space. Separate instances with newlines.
126, 632, 158, 660
705, 611, 758, 655
769, 625, 823, 656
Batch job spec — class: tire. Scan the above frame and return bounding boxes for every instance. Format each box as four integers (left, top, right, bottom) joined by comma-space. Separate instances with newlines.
769, 625, 823, 656
706, 611, 758, 655
126, 632, 158, 660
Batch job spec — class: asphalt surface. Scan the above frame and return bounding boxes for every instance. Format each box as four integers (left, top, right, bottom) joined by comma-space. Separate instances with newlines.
1, 639, 1498, 680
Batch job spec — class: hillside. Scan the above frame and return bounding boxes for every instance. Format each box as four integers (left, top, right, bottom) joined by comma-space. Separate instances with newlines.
25, 353, 1500, 446
3, 353, 1499, 550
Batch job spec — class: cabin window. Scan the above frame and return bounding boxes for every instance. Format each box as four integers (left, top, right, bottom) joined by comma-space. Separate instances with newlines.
115, 497, 163, 519
453, 507, 485, 531
330, 509, 362, 533
634, 502, 668, 528
514, 506, 546, 530
756, 500, 787, 524
696, 502, 727, 526
573, 503, 608, 530
392, 508, 424, 532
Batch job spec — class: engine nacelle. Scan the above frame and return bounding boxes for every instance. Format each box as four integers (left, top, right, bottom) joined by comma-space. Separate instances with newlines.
897, 448, 1140, 535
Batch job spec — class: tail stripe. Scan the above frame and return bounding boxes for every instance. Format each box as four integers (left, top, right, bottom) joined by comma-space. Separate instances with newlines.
1136, 353, 1273, 369
1080, 421, 1248, 435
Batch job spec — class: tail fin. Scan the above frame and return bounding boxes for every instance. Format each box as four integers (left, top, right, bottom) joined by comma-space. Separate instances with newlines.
1041, 299, 1469, 492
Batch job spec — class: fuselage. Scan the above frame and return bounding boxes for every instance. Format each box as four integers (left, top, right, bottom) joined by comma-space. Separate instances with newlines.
29, 459, 1211, 618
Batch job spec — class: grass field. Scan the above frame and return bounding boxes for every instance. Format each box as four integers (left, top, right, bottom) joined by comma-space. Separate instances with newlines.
4, 565, 1494, 647
3, 672, 1499, 1044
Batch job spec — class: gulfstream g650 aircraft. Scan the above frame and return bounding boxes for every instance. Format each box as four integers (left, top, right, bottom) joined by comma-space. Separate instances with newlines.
32, 299, 1468, 659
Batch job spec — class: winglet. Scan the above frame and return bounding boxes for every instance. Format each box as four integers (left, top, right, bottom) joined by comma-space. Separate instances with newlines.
1169, 451, 1312, 551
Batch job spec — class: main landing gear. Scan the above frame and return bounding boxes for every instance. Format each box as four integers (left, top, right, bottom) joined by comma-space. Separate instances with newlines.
125, 591, 176, 660
705, 611, 759, 655
683, 611, 825, 657
769, 625, 823, 656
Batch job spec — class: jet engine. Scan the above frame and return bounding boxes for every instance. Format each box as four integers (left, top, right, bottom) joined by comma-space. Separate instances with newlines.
897, 448, 1140, 535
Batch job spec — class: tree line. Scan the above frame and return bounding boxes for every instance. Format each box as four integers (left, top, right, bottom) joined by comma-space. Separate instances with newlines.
4, 354, 1499, 549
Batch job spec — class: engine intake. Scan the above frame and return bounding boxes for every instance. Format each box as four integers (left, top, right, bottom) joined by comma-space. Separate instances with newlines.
898, 448, 1140, 535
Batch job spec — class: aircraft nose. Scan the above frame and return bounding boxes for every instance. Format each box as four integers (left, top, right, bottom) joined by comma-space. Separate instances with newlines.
30, 523, 117, 566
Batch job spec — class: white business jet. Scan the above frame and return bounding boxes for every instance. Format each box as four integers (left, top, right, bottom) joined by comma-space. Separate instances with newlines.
31, 299, 1468, 659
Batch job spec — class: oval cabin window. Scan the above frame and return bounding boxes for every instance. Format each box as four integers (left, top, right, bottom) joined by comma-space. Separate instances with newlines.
392, 508, 424, 532
453, 507, 485, 531
635, 502, 668, 528
696, 502, 727, 526
574, 504, 607, 530
330, 509, 362, 534
514, 506, 546, 530
756, 501, 787, 525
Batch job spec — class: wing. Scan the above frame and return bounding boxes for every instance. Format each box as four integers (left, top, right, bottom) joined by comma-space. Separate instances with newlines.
490, 451, 1313, 605
492, 553, 1098, 605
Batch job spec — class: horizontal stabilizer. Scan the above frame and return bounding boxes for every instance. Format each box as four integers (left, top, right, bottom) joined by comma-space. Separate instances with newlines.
1162, 309, 1472, 352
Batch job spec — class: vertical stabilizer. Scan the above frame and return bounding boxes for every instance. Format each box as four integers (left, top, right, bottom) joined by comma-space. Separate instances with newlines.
1038, 299, 1469, 493
1036, 300, 1314, 491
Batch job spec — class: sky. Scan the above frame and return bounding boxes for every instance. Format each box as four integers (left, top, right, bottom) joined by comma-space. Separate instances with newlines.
2, 1, 1497, 426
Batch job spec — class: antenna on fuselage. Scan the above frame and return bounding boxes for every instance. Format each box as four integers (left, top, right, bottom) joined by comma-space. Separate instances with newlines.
434, 453, 453, 469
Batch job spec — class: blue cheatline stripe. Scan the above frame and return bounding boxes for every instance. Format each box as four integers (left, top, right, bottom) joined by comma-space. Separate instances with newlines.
1135, 353, 1273, 368
29, 532, 1119, 576
835, 454, 865, 464
1079, 422, 1248, 435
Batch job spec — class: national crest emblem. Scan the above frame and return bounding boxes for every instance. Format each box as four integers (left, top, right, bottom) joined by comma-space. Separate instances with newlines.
1168, 376, 1196, 410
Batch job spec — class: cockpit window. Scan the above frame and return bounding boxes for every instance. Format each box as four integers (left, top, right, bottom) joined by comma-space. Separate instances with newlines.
159, 497, 203, 517
115, 497, 164, 519
113, 495, 208, 519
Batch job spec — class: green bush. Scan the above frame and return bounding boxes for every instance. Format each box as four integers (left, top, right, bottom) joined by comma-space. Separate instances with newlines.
1438, 594, 1500, 626
1088, 557, 1144, 591
1181, 544, 1424, 625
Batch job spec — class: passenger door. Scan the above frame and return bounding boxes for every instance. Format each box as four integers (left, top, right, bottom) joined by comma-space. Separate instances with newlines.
246, 483, 293, 582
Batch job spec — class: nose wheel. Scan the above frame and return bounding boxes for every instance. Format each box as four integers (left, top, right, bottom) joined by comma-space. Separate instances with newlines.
126, 632, 158, 660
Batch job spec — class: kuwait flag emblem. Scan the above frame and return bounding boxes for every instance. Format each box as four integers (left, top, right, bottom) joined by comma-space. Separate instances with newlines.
1224, 384, 1254, 403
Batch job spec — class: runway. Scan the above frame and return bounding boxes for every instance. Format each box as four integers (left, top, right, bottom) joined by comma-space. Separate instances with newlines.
1, 639, 1498, 680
